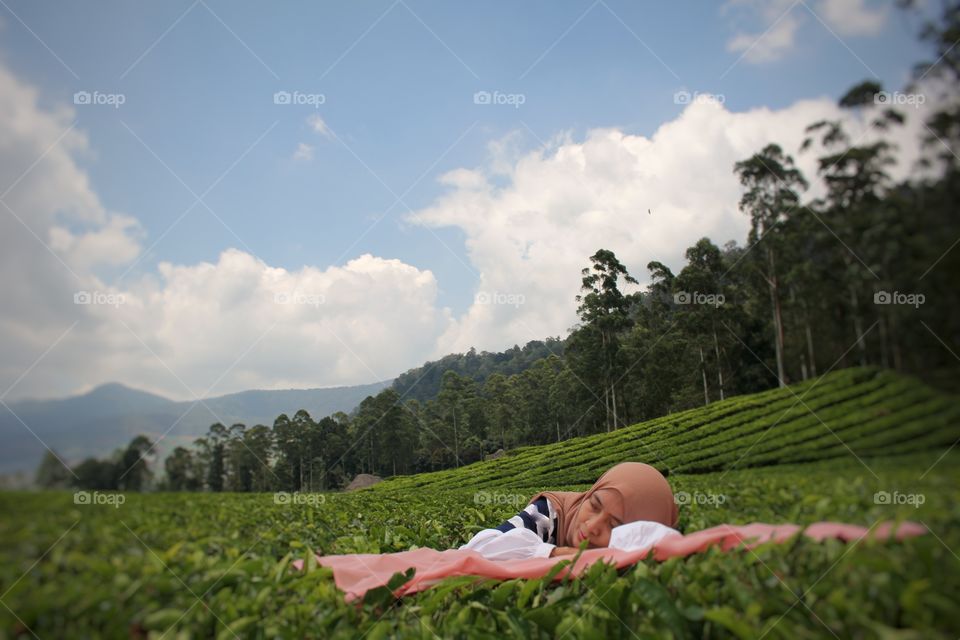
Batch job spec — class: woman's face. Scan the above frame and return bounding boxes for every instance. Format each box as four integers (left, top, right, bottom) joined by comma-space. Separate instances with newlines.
572, 489, 624, 548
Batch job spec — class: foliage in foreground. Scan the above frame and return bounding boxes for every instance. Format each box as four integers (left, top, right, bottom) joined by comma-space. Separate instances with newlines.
1, 448, 958, 639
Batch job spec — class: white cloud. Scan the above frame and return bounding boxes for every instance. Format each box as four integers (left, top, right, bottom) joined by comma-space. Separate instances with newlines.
0, 55, 937, 404
307, 113, 332, 138
292, 142, 314, 161
48, 213, 144, 270
816, 0, 888, 37
724, 0, 889, 63
94, 250, 451, 399
0, 61, 451, 401
725, 0, 804, 63
406, 95, 936, 358
291, 114, 330, 161
0, 58, 145, 394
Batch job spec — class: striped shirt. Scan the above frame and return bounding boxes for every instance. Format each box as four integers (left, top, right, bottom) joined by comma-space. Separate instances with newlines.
493, 496, 558, 544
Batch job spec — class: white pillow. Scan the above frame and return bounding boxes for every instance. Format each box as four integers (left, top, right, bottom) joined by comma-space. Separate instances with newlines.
607, 520, 682, 551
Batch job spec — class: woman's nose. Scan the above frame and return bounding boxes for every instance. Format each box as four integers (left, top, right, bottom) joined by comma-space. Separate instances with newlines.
586, 514, 602, 534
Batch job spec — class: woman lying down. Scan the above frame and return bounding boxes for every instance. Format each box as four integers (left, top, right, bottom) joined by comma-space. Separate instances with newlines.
459, 462, 681, 560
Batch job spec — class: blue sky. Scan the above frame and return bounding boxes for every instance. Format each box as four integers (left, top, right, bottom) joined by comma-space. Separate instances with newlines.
0, 0, 942, 400
3, 0, 931, 311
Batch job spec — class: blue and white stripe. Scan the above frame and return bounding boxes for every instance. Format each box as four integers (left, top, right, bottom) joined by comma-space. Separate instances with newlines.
494, 496, 558, 544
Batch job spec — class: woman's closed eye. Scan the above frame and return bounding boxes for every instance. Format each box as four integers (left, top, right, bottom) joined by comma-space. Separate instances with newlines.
590, 494, 622, 527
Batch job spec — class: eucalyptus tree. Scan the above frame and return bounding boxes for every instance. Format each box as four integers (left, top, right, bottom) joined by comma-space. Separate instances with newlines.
734, 144, 808, 386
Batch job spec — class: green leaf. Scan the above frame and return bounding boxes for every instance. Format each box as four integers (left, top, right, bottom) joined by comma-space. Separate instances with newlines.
631, 578, 688, 639
704, 606, 754, 640
216, 616, 258, 640
142, 608, 187, 630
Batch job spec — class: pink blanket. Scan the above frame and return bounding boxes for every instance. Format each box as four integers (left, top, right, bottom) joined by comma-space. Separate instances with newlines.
291, 520, 927, 602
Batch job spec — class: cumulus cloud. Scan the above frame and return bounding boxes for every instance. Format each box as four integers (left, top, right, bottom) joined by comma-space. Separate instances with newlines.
0, 53, 937, 404
0, 58, 143, 397
0, 61, 451, 402
406, 93, 936, 358
91, 250, 451, 400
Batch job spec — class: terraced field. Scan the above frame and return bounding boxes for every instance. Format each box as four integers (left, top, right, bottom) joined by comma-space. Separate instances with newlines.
1, 366, 958, 638
371, 366, 959, 493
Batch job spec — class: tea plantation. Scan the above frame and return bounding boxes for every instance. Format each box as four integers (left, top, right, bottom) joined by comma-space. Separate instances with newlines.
2, 366, 958, 638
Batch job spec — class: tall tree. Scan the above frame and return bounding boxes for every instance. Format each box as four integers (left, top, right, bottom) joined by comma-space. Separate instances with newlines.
802, 81, 902, 368
164, 446, 199, 491
117, 434, 154, 491
572, 249, 639, 431
34, 449, 71, 489
202, 423, 228, 492
483, 372, 513, 451
674, 238, 732, 403
734, 144, 808, 386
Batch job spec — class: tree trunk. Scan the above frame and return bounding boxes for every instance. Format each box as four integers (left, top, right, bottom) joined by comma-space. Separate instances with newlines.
712, 321, 725, 401
848, 282, 867, 367
804, 315, 817, 378
601, 330, 611, 432
452, 406, 459, 468
841, 254, 867, 367
799, 295, 817, 377
767, 246, 787, 387
602, 386, 610, 433
611, 379, 619, 430
891, 312, 903, 371
878, 311, 890, 368
699, 344, 710, 405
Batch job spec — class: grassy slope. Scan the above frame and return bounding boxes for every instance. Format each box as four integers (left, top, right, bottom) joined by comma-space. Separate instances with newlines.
368, 366, 960, 494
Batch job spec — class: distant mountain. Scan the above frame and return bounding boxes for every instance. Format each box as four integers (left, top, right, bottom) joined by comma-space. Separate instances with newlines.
2, 337, 573, 479
0, 380, 392, 475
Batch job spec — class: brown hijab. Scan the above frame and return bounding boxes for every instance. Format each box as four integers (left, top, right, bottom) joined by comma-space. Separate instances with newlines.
528, 462, 679, 547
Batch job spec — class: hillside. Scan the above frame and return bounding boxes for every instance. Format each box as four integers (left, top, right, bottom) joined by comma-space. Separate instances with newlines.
389, 338, 566, 403
369, 366, 960, 493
